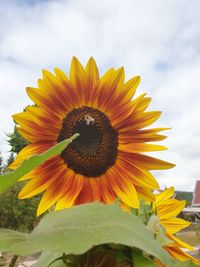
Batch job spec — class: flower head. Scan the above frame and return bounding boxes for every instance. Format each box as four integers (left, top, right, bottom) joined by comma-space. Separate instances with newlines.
155, 187, 200, 265
10, 57, 174, 216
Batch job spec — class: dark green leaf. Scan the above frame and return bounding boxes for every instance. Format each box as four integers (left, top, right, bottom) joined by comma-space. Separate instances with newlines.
115, 250, 131, 264
49, 261, 68, 267
132, 249, 157, 267
0, 133, 79, 193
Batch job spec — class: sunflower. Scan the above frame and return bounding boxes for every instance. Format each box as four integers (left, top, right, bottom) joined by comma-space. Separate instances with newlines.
155, 187, 200, 266
10, 57, 174, 216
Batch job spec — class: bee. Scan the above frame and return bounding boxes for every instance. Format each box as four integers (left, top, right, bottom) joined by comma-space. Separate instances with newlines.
84, 114, 95, 126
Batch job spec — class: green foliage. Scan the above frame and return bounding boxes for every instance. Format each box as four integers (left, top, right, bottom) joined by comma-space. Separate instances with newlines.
0, 202, 173, 266
0, 182, 40, 232
0, 150, 15, 174
0, 134, 79, 233
6, 152, 15, 166
3, 152, 15, 173
7, 126, 29, 154
0, 133, 79, 193
175, 191, 193, 207
0, 150, 39, 233
136, 200, 153, 224
0, 150, 37, 232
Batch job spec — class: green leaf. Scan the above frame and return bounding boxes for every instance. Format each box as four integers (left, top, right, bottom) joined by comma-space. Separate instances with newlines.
138, 201, 153, 224
33, 252, 75, 267
49, 261, 68, 267
115, 250, 131, 264
0, 133, 79, 193
32, 252, 62, 267
0, 203, 173, 266
0, 229, 27, 251
147, 215, 172, 247
132, 249, 157, 267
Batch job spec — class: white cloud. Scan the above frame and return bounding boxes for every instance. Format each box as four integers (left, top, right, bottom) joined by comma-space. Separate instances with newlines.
0, 0, 200, 190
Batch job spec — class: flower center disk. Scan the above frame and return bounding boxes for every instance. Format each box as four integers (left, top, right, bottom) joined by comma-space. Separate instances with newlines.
58, 107, 118, 177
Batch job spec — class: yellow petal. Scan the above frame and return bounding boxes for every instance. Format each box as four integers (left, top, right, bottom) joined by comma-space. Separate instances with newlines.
85, 57, 99, 88
134, 111, 162, 129
55, 174, 83, 211
89, 178, 101, 201
161, 218, 191, 234
19, 159, 65, 199
54, 67, 70, 84
118, 143, 167, 153
70, 56, 86, 88
130, 93, 147, 111
120, 201, 131, 213
70, 56, 87, 105
107, 168, 139, 208
119, 128, 170, 144
167, 233, 194, 251
156, 187, 174, 205
99, 175, 116, 204
165, 246, 200, 265
9, 142, 53, 170
37, 175, 72, 216
97, 67, 125, 111
122, 75, 141, 101
117, 156, 159, 190
18, 169, 36, 181
135, 97, 152, 112
135, 186, 155, 202
157, 199, 186, 220
118, 111, 162, 132
126, 153, 175, 170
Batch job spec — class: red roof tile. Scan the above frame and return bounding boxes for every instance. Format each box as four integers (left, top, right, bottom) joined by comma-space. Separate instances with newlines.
192, 181, 200, 206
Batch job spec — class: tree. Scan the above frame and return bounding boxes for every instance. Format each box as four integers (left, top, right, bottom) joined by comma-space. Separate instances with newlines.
0, 151, 3, 174
0, 127, 42, 232
7, 126, 28, 154
6, 152, 15, 166
3, 152, 15, 173
0, 182, 41, 232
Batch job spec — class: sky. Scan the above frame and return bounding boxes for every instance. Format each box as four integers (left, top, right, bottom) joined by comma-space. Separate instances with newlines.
0, 0, 200, 191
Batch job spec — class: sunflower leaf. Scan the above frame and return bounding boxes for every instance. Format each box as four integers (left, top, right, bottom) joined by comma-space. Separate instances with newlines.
0, 133, 79, 193
115, 250, 131, 264
132, 249, 158, 266
49, 261, 68, 267
32, 252, 62, 267
0, 203, 173, 266
0, 229, 27, 251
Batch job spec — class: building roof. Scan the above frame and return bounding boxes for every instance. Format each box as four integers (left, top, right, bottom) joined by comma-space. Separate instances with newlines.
192, 180, 200, 206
